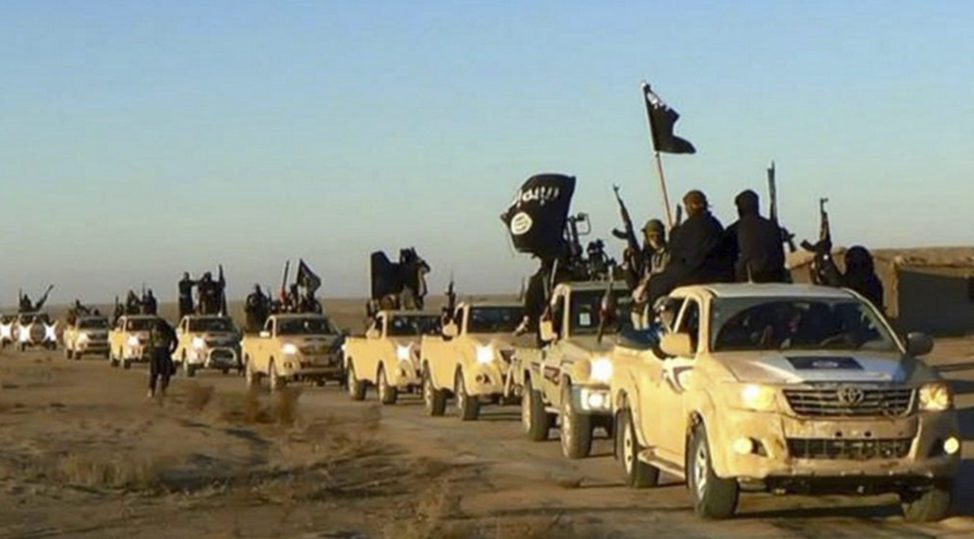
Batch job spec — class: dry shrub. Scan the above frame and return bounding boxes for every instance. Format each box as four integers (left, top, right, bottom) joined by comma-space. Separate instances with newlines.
55, 453, 163, 491
385, 476, 462, 539
218, 386, 300, 426
184, 383, 215, 413
273, 387, 301, 426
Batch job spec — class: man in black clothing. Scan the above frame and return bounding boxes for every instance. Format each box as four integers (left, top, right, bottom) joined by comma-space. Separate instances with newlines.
727, 190, 787, 283
125, 290, 141, 315
198, 272, 218, 314
142, 289, 158, 315
843, 246, 885, 311
245, 285, 268, 332
146, 319, 177, 398
178, 272, 196, 318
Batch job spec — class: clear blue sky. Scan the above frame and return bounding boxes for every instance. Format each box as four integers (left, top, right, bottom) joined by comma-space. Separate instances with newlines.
1, 1, 972, 305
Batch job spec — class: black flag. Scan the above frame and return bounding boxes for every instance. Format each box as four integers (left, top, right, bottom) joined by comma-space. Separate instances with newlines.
296, 259, 322, 295
500, 173, 576, 259
370, 251, 401, 300
642, 83, 695, 154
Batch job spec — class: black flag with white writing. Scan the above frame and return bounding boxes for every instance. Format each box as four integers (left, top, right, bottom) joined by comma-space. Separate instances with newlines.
642, 83, 696, 154
500, 173, 576, 259
296, 259, 322, 295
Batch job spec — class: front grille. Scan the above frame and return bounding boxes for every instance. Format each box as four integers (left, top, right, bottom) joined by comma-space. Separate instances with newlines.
787, 438, 912, 460
783, 387, 914, 417
210, 349, 235, 361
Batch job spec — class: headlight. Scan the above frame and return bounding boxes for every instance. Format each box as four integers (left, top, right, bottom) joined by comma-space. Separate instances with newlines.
396, 344, 411, 362
590, 357, 613, 383
918, 382, 952, 412
77, 332, 90, 344
739, 384, 776, 411
282, 343, 298, 355
476, 345, 494, 365
192, 337, 206, 350
127, 335, 140, 347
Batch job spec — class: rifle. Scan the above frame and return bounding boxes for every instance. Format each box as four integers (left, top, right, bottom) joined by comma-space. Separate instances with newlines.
610, 185, 643, 281
595, 280, 615, 345
35, 285, 54, 311
218, 264, 228, 316
565, 213, 591, 278
279, 260, 290, 302
800, 198, 832, 253
674, 205, 683, 228
767, 161, 797, 252
445, 274, 457, 320
800, 198, 841, 286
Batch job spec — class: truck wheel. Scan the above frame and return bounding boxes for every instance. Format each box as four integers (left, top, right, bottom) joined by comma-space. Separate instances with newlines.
245, 358, 261, 388
268, 360, 285, 392
560, 381, 593, 459
455, 369, 480, 421
522, 377, 551, 442
347, 362, 366, 401
423, 367, 446, 416
377, 366, 398, 405
618, 407, 659, 488
900, 481, 953, 522
110, 349, 120, 367
122, 359, 131, 370
65, 347, 73, 360
687, 422, 739, 519
184, 358, 196, 378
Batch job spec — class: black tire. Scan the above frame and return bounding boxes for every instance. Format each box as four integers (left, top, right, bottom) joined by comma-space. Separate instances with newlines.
110, 349, 120, 367
65, 347, 73, 360
617, 407, 660, 488
455, 369, 480, 421
687, 422, 739, 519
347, 362, 366, 401
184, 359, 196, 378
377, 365, 398, 405
521, 377, 552, 442
221, 367, 230, 375
900, 481, 953, 522
122, 359, 131, 370
560, 380, 593, 459
423, 366, 446, 416
245, 357, 261, 388
268, 359, 285, 392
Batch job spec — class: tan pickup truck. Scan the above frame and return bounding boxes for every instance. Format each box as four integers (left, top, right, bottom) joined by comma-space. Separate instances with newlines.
173, 315, 242, 376
108, 314, 164, 369
610, 283, 960, 522
12, 312, 58, 351
510, 280, 631, 459
62, 315, 110, 359
343, 310, 440, 405
419, 301, 526, 420
242, 313, 344, 391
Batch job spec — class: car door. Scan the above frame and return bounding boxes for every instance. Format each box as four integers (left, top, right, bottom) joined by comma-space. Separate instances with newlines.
654, 296, 702, 463
634, 295, 683, 449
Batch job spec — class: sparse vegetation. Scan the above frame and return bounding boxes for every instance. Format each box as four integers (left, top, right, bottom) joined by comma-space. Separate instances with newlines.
184, 382, 215, 413
53, 453, 164, 491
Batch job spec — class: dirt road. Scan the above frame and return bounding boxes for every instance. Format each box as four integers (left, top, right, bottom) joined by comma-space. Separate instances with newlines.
0, 339, 971, 538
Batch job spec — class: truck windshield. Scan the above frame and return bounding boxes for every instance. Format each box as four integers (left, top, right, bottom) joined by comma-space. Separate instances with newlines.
79, 319, 109, 329
189, 318, 236, 333
126, 319, 156, 331
468, 306, 523, 333
569, 289, 633, 336
710, 297, 897, 353
278, 317, 335, 336
388, 315, 440, 336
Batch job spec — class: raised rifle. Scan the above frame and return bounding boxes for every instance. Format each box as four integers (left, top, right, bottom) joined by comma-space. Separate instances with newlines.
564, 213, 591, 277
674, 205, 683, 228
610, 185, 643, 282
800, 198, 841, 286
767, 161, 796, 253
35, 285, 54, 311
279, 260, 290, 303
445, 274, 457, 320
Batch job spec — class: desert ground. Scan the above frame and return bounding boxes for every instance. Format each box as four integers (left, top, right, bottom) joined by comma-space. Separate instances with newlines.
0, 299, 972, 538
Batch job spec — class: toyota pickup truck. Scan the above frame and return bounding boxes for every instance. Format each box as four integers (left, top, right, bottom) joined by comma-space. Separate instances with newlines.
108, 314, 164, 369
343, 310, 440, 405
510, 280, 631, 459
174, 315, 242, 376
12, 312, 58, 351
62, 315, 110, 359
609, 283, 960, 522
242, 313, 344, 391
419, 301, 527, 420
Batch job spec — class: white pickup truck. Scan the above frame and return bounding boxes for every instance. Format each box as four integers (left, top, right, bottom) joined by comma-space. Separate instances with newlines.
242, 314, 344, 391
13, 312, 58, 351
62, 315, 110, 359
173, 315, 242, 376
419, 301, 527, 420
343, 310, 441, 405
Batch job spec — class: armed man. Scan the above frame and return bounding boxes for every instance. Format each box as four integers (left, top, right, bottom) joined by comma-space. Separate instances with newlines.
146, 318, 177, 399
178, 272, 196, 318
197, 272, 218, 314
245, 285, 268, 332
18, 293, 32, 313
142, 289, 158, 315
125, 290, 142, 315
726, 189, 787, 283
631, 219, 669, 319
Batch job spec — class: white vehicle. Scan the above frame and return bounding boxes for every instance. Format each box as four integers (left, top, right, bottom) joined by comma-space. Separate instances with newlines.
108, 314, 164, 369
63, 316, 110, 359
0, 314, 16, 349
12, 312, 58, 351
173, 315, 242, 376
243, 314, 345, 391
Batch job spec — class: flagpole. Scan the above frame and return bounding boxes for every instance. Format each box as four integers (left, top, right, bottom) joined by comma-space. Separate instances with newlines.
641, 81, 674, 229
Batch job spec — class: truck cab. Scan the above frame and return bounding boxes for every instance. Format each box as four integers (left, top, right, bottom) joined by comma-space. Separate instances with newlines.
174, 315, 242, 376
513, 280, 631, 458
343, 310, 440, 405
420, 301, 527, 420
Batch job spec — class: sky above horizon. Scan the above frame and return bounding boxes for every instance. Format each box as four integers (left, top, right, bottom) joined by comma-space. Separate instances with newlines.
2, 1, 973, 306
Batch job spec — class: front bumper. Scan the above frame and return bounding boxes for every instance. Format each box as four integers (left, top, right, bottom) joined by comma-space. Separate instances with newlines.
186, 347, 241, 369
123, 345, 151, 361
389, 359, 421, 388
714, 408, 961, 486
76, 340, 109, 354
572, 383, 613, 416
278, 354, 344, 380
464, 362, 508, 396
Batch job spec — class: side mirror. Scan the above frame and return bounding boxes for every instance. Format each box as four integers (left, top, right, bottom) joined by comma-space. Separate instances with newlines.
539, 320, 556, 343
259, 330, 270, 338
442, 324, 458, 338
660, 333, 694, 358
366, 328, 380, 340
905, 332, 933, 357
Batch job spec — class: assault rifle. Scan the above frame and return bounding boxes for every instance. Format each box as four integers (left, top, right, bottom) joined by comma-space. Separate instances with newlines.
610, 185, 643, 285
444, 275, 457, 322
279, 260, 290, 303
800, 198, 842, 286
767, 162, 796, 253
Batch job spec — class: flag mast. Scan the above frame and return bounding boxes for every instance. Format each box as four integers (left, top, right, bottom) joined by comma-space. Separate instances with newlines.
641, 81, 675, 229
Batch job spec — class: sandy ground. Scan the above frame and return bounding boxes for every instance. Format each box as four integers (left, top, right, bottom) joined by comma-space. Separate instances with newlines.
0, 301, 972, 538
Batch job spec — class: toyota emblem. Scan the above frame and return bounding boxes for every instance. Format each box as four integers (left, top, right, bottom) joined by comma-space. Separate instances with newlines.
836, 385, 865, 406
